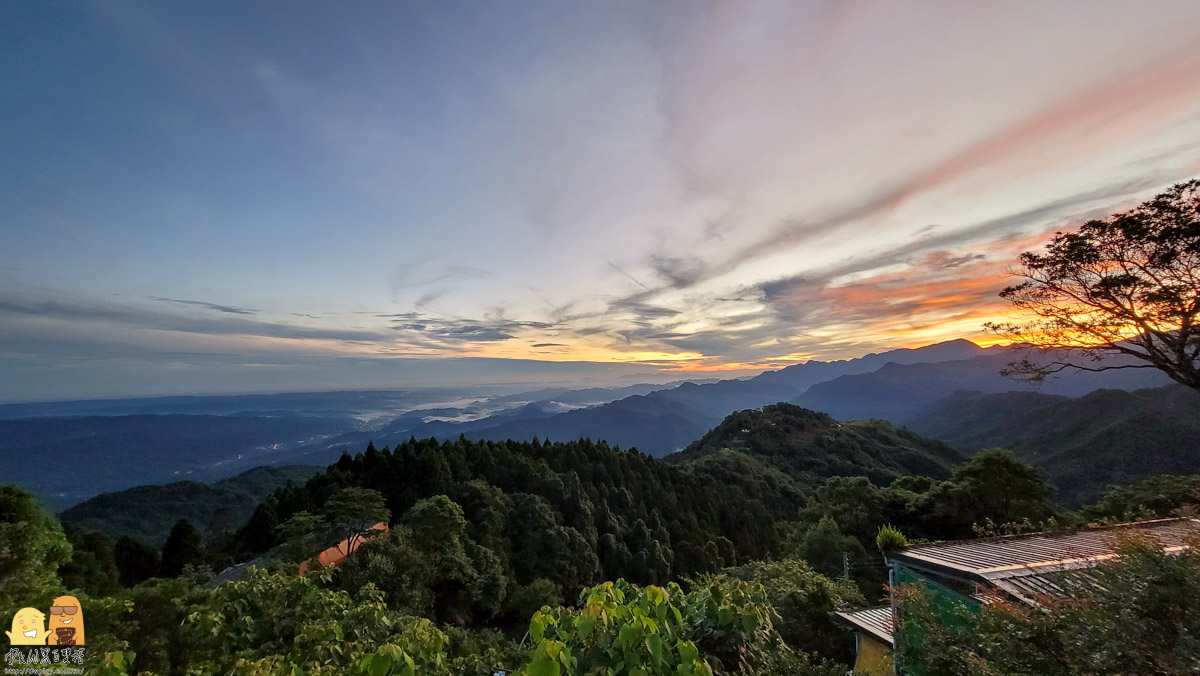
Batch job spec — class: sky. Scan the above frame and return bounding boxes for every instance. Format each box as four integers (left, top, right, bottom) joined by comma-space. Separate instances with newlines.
3, 0, 1200, 401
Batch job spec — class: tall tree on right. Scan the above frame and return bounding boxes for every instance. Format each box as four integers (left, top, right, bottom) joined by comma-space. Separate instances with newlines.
986, 179, 1200, 391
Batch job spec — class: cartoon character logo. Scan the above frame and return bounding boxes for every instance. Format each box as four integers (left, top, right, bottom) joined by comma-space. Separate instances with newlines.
46, 595, 84, 646
6, 607, 47, 645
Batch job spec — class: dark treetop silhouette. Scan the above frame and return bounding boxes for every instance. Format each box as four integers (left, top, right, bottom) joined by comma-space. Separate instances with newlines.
987, 179, 1200, 391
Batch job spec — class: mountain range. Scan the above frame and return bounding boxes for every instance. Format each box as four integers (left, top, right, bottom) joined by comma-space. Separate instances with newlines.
792, 350, 1170, 424
5, 338, 1190, 515
396, 339, 990, 454
905, 384, 1200, 505
398, 340, 1170, 457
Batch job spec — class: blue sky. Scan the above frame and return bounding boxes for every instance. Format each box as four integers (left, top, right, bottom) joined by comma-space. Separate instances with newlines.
3, 1, 1200, 401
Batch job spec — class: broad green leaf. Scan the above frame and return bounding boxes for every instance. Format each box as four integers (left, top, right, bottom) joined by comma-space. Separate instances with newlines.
530, 616, 546, 644
646, 634, 663, 663
677, 640, 699, 664
525, 657, 561, 676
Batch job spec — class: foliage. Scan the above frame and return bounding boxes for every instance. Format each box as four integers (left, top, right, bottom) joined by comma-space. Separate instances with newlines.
875, 524, 908, 552
798, 476, 903, 545
0, 485, 71, 609
921, 449, 1057, 536
517, 578, 839, 676
185, 567, 452, 674
789, 516, 866, 579
160, 519, 204, 577
895, 531, 1200, 675
1084, 474, 1200, 521
789, 452, 1059, 598
440, 625, 526, 676
986, 179, 1200, 391
323, 486, 391, 553
113, 535, 159, 587
335, 495, 509, 626
717, 558, 865, 663
59, 524, 121, 596
503, 578, 564, 626
81, 572, 210, 674
795, 451, 1056, 550
237, 436, 781, 610
905, 385, 1200, 506
672, 404, 961, 513
334, 525, 434, 615
275, 509, 330, 563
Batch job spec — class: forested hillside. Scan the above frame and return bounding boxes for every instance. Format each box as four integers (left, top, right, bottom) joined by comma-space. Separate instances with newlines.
6, 423, 1200, 674
59, 465, 321, 545
906, 384, 1200, 504
238, 437, 780, 597
675, 404, 961, 483
667, 404, 961, 520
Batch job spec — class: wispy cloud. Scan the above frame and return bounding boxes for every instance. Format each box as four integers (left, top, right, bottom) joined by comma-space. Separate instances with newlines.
150, 296, 258, 315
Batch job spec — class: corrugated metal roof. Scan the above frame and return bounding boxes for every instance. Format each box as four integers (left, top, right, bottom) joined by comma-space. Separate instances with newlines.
835, 606, 894, 644
890, 518, 1200, 584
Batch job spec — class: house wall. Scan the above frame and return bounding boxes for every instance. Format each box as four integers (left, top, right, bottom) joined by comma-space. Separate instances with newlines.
854, 633, 894, 675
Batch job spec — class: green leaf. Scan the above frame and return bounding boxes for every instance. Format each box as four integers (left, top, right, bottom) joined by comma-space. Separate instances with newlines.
646, 634, 664, 663
618, 623, 638, 647
717, 607, 733, 626
525, 657, 561, 676
365, 653, 391, 676
677, 640, 699, 664
530, 616, 546, 644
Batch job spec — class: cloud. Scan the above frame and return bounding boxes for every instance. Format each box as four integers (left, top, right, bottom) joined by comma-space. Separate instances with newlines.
758, 177, 1160, 294
649, 254, 705, 289
676, 33, 1200, 284
0, 290, 386, 344
387, 312, 554, 344
389, 263, 492, 297
150, 296, 258, 315
531, 343, 567, 347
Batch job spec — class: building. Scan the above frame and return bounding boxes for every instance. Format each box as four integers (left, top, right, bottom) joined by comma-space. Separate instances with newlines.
836, 518, 1200, 676
835, 605, 894, 675
298, 521, 389, 575
213, 521, 390, 585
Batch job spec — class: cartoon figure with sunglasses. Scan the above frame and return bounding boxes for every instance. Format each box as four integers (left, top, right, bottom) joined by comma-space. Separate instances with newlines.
46, 595, 85, 646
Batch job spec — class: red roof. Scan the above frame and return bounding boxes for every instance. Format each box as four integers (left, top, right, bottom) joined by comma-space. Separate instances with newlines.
298, 522, 388, 575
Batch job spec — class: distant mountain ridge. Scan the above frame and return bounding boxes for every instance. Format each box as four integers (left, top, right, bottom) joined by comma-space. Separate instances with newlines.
59, 465, 321, 545
904, 384, 1200, 505
790, 350, 1171, 423
407, 340, 995, 456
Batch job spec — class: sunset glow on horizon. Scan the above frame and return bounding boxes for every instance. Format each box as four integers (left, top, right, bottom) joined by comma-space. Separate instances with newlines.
3, 1, 1200, 400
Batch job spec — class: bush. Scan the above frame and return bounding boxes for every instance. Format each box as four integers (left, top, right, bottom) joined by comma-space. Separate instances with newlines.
875, 524, 908, 553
